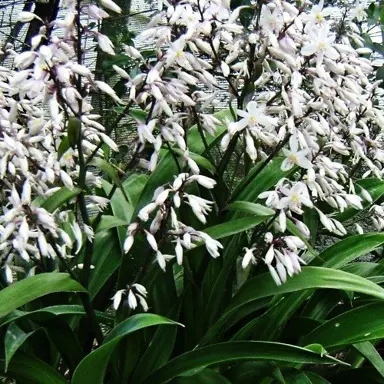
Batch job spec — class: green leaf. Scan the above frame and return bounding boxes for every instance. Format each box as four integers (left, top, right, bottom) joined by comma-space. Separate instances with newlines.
96, 215, 129, 232
303, 207, 319, 245
311, 233, 384, 269
226, 361, 283, 384
377, 66, 384, 83
102, 173, 148, 246
171, 148, 215, 173
354, 341, 384, 378
188, 109, 232, 154
304, 372, 331, 384
0, 273, 86, 319
44, 318, 85, 371
226, 201, 275, 216
203, 215, 270, 240
41, 187, 82, 213
4, 323, 38, 372
304, 344, 328, 357
231, 157, 292, 203
172, 369, 232, 384
129, 109, 147, 122
284, 371, 311, 384
131, 302, 181, 383
342, 262, 384, 278
58, 136, 70, 159
2, 352, 67, 383
256, 234, 384, 343
302, 302, 384, 348
0, 305, 113, 328
141, 342, 347, 384
301, 290, 345, 320
90, 158, 129, 202
88, 230, 122, 300
199, 299, 269, 346
228, 267, 384, 312
72, 314, 182, 384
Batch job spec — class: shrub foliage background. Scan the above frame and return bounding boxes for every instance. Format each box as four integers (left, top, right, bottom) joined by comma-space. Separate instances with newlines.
1, 0, 384, 383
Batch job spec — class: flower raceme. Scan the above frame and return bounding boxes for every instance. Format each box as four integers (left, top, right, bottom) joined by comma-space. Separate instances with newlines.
0, 0, 382, 305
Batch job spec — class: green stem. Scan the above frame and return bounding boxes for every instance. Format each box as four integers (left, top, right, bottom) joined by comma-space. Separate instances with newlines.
49, 239, 104, 345
229, 135, 290, 203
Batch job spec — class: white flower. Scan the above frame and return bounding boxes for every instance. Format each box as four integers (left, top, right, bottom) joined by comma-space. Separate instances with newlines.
18, 11, 42, 23
94, 81, 123, 103
145, 230, 158, 251
156, 250, 167, 271
278, 182, 313, 213
124, 235, 135, 253
4, 265, 13, 284
175, 239, 183, 265
100, 0, 122, 13
350, 0, 368, 22
166, 37, 189, 68
84, 225, 94, 242
279, 209, 287, 232
87, 5, 110, 20
184, 194, 213, 224
112, 289, 125, 310
97, 34, 115, 55
188, 175, 217, 189
260, 5, 283, 38
112, 283, 148, 312
301, 24, 339, 64
198, 232, 223, 258
265, 245, 275, 264
229, 101, 278, 133
71, 221, 83, 254
267, 263, 282, 286
302, 0, 335, 29
242, 247, 256, 269
88, 196, 109, 211
128, 290, 137, 310
281, 136, 312, 171
355, 223, 364, 234
138, 202, 157, 222
344, 194, 363, 210
124, 45, 144, 61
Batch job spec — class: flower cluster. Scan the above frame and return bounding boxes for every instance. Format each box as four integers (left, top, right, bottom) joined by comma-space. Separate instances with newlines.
0, 0, 382, 302
0, 1, 123, 278
112, 283, 149, 312
124, 173, 222, 271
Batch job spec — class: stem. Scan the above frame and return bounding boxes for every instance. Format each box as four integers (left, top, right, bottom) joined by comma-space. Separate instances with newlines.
85, 96, 140, 165
217, 133, 239, 177
166, 141, 182, 173
229, 135, 290, 203
192, 108, 216, 166
91, 149, 140, 230
49, 239, 104, 345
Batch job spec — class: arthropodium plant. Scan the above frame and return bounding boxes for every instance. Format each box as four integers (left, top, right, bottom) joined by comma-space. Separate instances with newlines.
2, 0, 384, 382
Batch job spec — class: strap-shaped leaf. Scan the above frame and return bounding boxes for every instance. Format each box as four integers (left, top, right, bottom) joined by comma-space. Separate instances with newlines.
0, 305, 113, 328
0, 273, 86, 319
4, 323, 39, 372
302, 302, 384, 348
228, 267, 384, 312
72, 314, 182, 384
141, 341, 347, 384
1, 352, 67, 383
311, 233, 384, 269
41, 187, 82, 213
